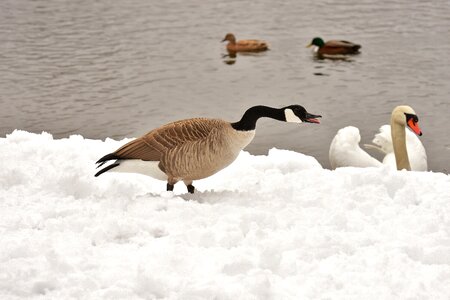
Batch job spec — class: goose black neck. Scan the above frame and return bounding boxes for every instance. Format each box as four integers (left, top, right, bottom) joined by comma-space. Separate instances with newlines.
231, 105, 285, 131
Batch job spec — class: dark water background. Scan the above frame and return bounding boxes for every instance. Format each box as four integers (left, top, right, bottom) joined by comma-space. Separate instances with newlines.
1, 0, 449, 171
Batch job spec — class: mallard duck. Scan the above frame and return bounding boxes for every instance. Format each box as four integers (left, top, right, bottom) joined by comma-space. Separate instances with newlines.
222, 33, 269, 53
95, 105, 321, 193
307, 37, 361, 55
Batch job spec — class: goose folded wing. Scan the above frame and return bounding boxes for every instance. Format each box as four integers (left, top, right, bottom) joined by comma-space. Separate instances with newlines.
114, 118, 218, 161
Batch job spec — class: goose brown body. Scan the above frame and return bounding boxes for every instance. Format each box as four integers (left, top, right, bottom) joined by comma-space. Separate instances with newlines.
111, 118, 254, 182
222, 33, 269, 53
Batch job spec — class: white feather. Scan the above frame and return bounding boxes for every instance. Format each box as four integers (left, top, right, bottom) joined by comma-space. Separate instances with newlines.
329, 125, 427, 171
113, 159, 167, 180
329, 126, 382, 169
284, 109, 302, 123
371, 125, 427, 171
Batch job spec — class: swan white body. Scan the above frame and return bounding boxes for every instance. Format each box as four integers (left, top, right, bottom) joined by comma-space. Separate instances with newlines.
372, 125, 427, 171
329, 126, 383, 169
329, 126, 427, 171
329, 106, 427, 171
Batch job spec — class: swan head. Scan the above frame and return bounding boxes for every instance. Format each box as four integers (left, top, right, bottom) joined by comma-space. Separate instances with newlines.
283, 105, 322, 124
391, 105, 422, 136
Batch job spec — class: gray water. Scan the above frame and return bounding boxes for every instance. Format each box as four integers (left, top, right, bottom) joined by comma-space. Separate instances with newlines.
1, 0, 449, 172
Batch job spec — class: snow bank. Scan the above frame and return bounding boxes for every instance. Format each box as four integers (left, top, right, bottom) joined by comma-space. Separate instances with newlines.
1, 130, 450, 299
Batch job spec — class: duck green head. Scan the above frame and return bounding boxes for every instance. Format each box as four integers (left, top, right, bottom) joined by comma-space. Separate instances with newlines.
306, 37, 325, 48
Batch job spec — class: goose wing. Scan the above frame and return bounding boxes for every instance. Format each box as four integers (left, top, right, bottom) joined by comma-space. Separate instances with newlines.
113, 118, 223, 161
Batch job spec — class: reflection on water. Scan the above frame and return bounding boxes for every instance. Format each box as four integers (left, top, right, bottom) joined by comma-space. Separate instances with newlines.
222, 52, 236, 65
313, 73, 330, 76
0, 0, 449, 172
312, 55, 357, 76
222, 51, 270, 65
314, 55, 357, 62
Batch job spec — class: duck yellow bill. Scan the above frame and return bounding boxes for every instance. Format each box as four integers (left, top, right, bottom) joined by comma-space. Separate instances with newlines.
306, 43, 312, 48
407, 119, 422, 136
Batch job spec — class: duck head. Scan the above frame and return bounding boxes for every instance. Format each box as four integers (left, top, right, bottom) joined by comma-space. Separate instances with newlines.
222, 33, 236, 43
306, 37, 325, 48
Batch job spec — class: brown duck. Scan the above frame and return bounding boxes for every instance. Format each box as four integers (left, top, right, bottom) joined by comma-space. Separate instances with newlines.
95, 105, 321, 193
222, 33, 269, 53
307, 37, 361, 56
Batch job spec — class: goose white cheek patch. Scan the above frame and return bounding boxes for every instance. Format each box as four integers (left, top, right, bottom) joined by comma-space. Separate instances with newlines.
284, 109, 303, 123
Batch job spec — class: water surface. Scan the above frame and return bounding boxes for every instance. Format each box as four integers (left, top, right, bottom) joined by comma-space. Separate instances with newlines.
1, 0, 449, 171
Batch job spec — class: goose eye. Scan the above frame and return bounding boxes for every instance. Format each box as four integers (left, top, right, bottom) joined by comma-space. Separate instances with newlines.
294, 107, 304, 115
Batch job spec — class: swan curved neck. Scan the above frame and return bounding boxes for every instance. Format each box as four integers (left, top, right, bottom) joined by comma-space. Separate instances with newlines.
231, 105, 285, 131
391, 119, 411, 171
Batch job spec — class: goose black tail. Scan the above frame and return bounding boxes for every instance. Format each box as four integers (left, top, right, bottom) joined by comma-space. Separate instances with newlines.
95, 152, 121, 176
95, 162, 120, 177
96, 153, 121, 168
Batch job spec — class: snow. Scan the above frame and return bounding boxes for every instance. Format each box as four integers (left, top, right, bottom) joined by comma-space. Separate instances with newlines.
1, 130, 450, 299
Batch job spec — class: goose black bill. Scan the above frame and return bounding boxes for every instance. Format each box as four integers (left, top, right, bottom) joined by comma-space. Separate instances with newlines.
304, 113, 322, 124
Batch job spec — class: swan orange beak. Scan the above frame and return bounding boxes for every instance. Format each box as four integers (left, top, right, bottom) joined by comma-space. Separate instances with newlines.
407, 119, 422, 136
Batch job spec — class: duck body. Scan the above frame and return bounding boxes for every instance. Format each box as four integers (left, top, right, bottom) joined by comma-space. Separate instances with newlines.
329, 106, 427, 171
96, 105, 321, 193
307, 37, 361, 56
222, 33, 269, 53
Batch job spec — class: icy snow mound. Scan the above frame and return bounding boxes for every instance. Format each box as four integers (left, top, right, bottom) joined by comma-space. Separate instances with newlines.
1, 130, 450, 299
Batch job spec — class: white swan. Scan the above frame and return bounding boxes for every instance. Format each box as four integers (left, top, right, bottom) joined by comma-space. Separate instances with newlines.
329, 105, 427, 171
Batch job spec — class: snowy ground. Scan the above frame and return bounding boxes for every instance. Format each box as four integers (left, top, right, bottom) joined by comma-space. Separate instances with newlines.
1, 130, 450, 299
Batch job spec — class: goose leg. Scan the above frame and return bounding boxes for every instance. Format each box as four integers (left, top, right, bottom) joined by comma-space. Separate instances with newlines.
187, 184, 195, 194
167, 177, 178, 192
184, 180, 195, 194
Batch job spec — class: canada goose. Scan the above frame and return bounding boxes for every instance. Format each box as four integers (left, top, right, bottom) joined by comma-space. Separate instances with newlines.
329, 105, 427, 171
306, 37, 361, 56
96, 105, 322, 193
222, 33, 269, 53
